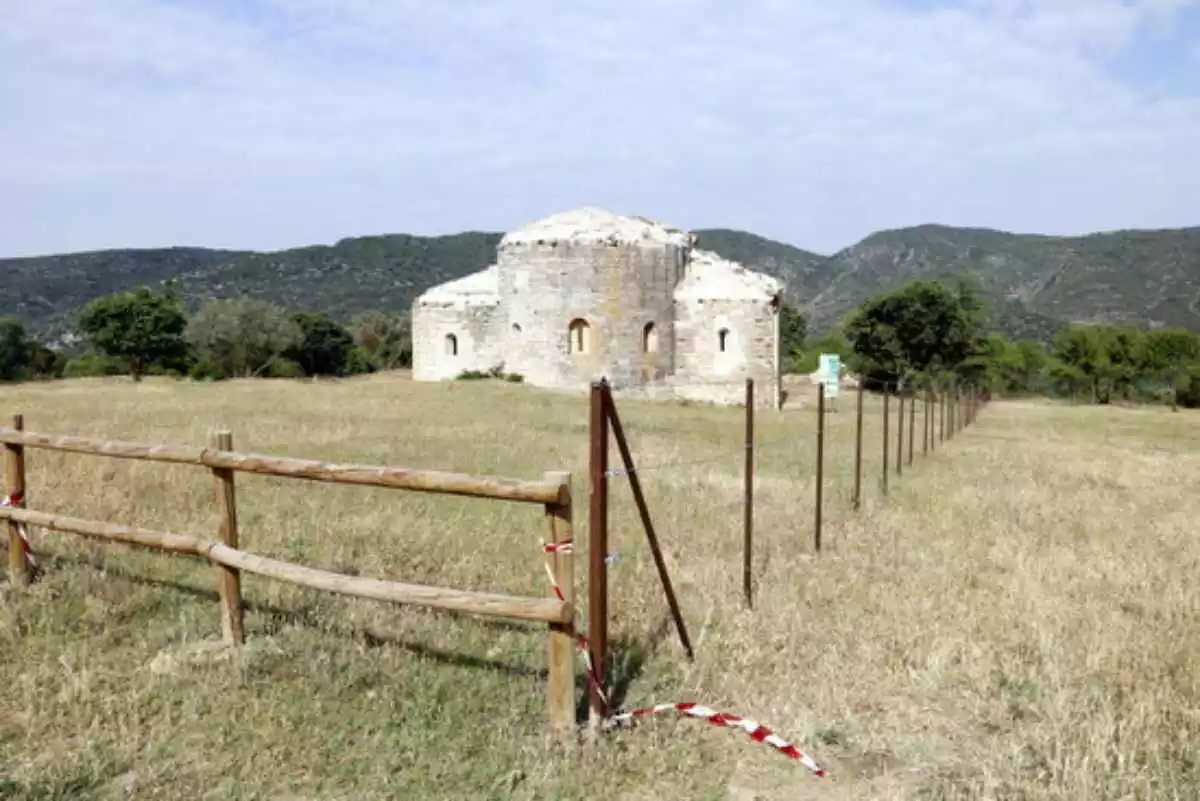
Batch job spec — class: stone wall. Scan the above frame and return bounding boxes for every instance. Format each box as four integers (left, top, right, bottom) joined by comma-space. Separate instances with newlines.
411, 302, 502, 380
496, 240, 687, 389
673, 296, 780, 407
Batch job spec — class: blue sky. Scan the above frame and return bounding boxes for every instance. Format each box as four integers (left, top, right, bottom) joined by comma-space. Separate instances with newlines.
2, 0, 1198, 258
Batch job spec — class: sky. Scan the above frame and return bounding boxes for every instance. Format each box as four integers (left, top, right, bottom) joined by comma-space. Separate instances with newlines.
2, 0, 1199, 258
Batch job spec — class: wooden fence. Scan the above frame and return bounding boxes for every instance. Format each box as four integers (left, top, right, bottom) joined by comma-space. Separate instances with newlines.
0, 416, 578, 736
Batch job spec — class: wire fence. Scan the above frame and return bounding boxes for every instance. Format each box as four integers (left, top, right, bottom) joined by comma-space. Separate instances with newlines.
594, 376, 985, 606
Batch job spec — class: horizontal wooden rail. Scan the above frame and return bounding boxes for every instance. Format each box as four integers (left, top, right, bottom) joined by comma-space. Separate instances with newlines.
0, 506, 570, 624
0, 428, 563, 505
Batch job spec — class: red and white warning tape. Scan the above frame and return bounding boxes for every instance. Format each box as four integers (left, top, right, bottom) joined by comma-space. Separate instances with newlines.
538, 537, 610, 707
536, 537, 824, 777
1, 492, 38, 569
604, 702, 826, 776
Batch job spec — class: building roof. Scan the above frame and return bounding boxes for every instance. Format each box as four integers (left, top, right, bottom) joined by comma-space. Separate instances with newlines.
673, 249, 783, 301
499, 206, 691, 247
414, 265, 501, 308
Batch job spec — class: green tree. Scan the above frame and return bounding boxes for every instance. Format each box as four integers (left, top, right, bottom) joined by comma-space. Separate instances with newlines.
29, 343, 67, 379
287, 312, 354, 376
842, 279, 984, 389
186, 298, 301, 379
778, 304, 807, 372
76, 285, 190, 381
1098, 326, 1145, 402
1142, 328, 1200, 408
351, 311, 412, 370
1050, 324, 1143, 403
789, 329, 850, 375
966, 334, 1051, 396
0, 318, 34, 381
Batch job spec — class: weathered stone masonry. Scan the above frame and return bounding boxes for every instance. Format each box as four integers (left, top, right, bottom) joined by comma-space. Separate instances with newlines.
412, 207, 784, 406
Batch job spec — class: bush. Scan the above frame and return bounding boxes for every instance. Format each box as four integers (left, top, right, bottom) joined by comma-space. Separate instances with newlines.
188, 361, 225, 382
63, 354, 127, 378
345, 346, 376, 376
265, 358, 306, 379
1176, 365, 1200, 409
456, 364, 524, 382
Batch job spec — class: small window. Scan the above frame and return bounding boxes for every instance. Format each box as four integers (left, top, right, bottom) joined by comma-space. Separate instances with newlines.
445, 333, 458, 357
718, 328, 730, 353
568, 318, 590, 354
642, 322, 659, 353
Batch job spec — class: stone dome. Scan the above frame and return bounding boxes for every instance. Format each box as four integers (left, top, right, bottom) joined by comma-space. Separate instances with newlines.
499, 206, 692, 248
414, 264, 500, 309
674, 249, 782, 301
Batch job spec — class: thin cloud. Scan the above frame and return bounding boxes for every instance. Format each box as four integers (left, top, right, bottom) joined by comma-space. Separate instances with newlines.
1, 0, 1198, 257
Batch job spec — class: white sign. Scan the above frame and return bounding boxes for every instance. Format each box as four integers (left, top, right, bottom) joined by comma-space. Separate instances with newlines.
818, 353, 840, 399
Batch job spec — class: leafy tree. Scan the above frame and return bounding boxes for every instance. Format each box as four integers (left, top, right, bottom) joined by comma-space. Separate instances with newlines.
0, 318, 34, 381
842, 279, 984, 389
1098, 326, 1145, 401
287, 312, 354, 376
789, 329, 850, 375
1142, 328, 1200, 408
186, 298, 301, 379
76, 285, 190, 381
778, 304, 807, 371
1051, 325, 1105, 401
351, 311, 412, 370
29, 343, 67, 379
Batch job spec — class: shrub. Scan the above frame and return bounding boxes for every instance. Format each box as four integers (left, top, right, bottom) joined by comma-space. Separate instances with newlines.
63, 354, 128, 378
265, 359, 306, 379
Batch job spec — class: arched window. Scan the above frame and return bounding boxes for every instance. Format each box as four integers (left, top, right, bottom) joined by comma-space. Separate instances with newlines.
568, 318, 590, 354
642, 322, 659, 353
718, 328, 731, 353
444, 333, 458, 357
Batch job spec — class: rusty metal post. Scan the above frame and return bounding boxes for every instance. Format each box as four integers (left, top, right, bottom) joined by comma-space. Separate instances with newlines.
881, 384, 890, 496
587, 380, 609, 721
853, 380, 864, 511
743, 379, 754, 608
907, 389, 916, 466
924, 389, 930, 456
815, 381, 825, 554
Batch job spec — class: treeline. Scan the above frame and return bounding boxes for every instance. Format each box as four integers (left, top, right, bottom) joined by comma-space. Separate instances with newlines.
780, 279, 1200, 409
0, 284, 412, 382
3, 279, 1199, 410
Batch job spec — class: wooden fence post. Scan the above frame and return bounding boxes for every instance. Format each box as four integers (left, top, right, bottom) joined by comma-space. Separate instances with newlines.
881, 384, 890, 496
743, 379, 754, 608
210, 430, 244, 645
815, 381, 825, 554
587, 380, 609, 722
853, 381, 864, 511
5, 414, 32, 586
907, 390, 915, 466
543, 470, 575, 738
896, 391, 905, 478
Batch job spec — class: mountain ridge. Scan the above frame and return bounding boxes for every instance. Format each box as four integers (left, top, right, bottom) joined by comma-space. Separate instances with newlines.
3, 220, 1198, 348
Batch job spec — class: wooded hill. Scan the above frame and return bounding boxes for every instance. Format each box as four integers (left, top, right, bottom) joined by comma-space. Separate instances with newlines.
4, 222, 1199, 348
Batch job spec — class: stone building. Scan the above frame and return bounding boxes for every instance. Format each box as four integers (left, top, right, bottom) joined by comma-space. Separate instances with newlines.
411, 207, 784, 406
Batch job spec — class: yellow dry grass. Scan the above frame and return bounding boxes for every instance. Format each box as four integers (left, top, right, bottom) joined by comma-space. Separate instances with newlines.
1, 373, 1197, 800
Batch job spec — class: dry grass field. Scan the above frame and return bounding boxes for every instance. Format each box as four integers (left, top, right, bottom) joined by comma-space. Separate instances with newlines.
1, 373, 1197, 800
